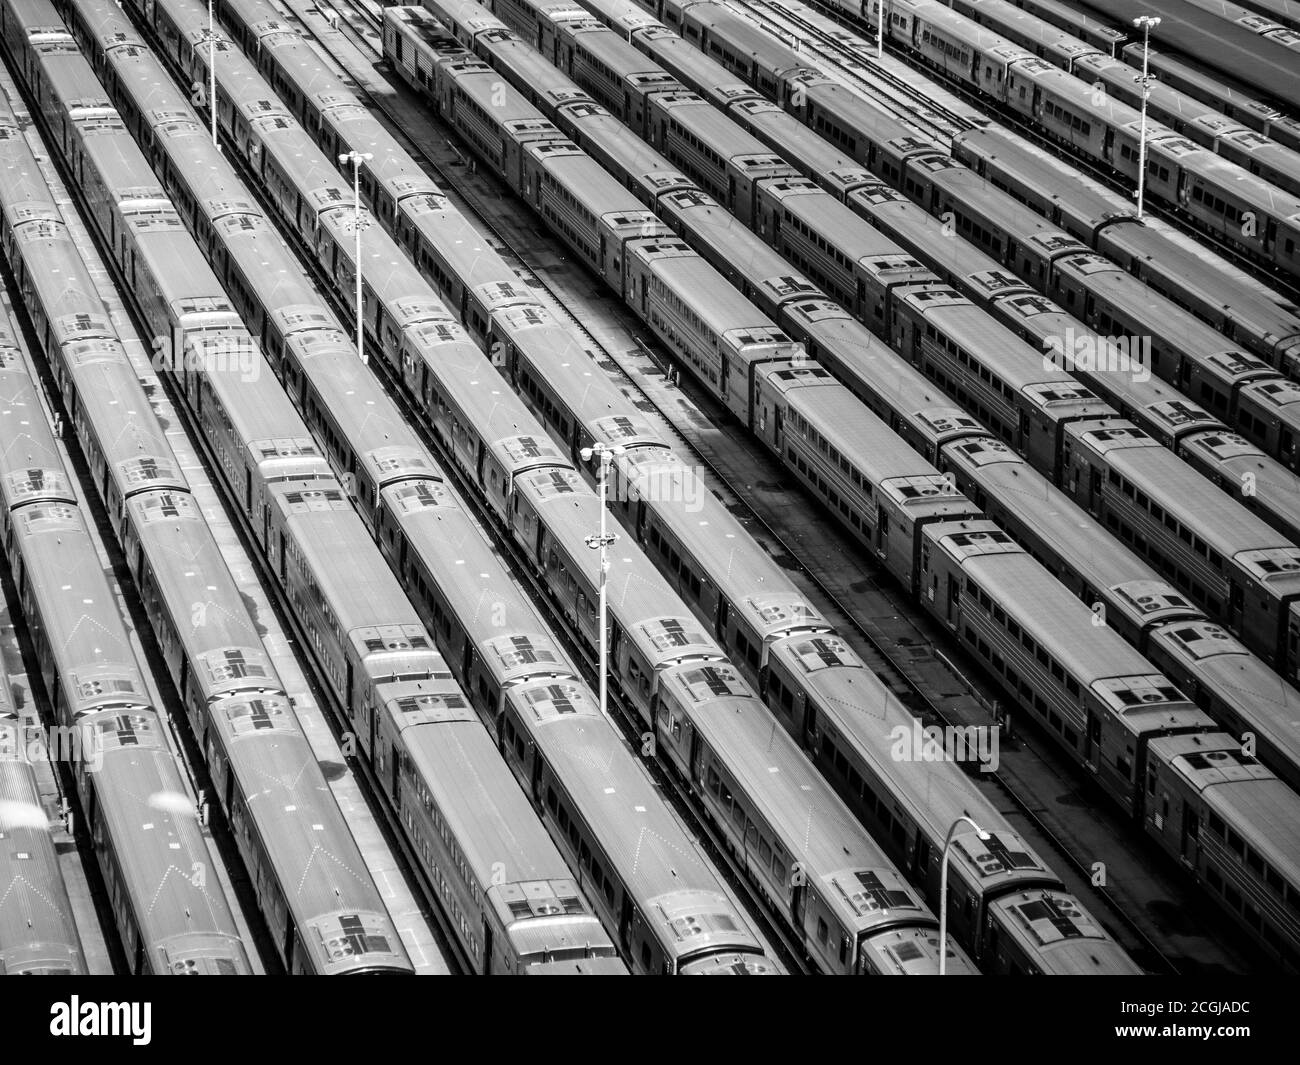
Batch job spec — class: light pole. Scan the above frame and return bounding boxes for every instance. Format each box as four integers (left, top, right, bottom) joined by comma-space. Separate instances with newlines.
939, 815, 990, 975
1132, 15, 1161, 221
338, 151, 373, 365
207, 0, 217, 147
877, 0, 884, 59
581, 443, 625, 721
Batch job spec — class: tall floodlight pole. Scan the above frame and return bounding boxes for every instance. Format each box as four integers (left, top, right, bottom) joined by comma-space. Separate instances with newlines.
581, 443, 625, 720
1132, 15, 1161, 220
339, 151, 373, 364
939, 815, 990, 975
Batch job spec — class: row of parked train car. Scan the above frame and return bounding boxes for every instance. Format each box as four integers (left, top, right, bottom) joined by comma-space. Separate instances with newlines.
125, 0, 1152, 973
605, 0, 1300, 412
963, 0, 1300, 147
752, 0, 1300, 276
913, 0, 1300, 190
374, 1, 1300, 970
161, 0, 1286, 971
1077, 0, 1300, 113
0, 22, 439, 974
451, 0, 1300, 695
0, 0, 644, 976
416, 0, 1300, 801
68, 0, 1006, 975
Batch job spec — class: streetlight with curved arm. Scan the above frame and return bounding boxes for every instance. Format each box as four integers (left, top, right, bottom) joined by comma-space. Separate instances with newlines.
939, 815, 990, 974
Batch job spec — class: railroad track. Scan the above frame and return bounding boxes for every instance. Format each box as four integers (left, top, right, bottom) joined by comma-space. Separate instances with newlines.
796, 0, 1300, 305
275, 0, 1205, 972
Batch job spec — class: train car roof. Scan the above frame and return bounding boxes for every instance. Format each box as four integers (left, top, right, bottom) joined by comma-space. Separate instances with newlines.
780, 379, 980, 505
941, 524, 1196, 686
660, 191, 818, 300
952, 126, 1136, 233
634, 28, 762, 102
947, 437, 1174, 588
0, 350, 73, 509
1067, 424, 1300, 564
619, 451, 828, 638
91, 714, 247, 969
668, 664, 935, 929
565, 104, 683, 180
653, 93, 779, 159
126, 492, 275, 667
1091, 226, 1300, 353
1133, 44, 1283, 126
733, 102, 873, 189
902, 290, 1095, 393
1180, 147, 1300, 218
903, 0, 1040, 56
518, 680, 752, 910
275, 488, 430, 632
489, 34, 596, 109
526, 485, 719, 648
13, 509, 149, 708
1150, 732, 1300, 885
1150, 622, 1300, 770
764, 632, 1055, 885
636, 244, 785, 334
568, 20, 671, 76
1052, 254, 1282, 365
386, 485, 579, 679
924, 165, 1088, 252
986, 889, 1145, 974
395, 706, 581, 885
762, 183, 941, 283
1080, 0, 1300, 111
530, 142, 648, 217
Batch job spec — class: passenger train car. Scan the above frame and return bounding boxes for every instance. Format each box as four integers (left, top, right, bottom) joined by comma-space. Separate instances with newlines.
0, 328, 87, 974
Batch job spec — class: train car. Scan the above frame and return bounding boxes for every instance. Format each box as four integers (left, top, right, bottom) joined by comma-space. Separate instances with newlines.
0, 333, 86, 975
0, 667, 87, 975
947, 0, 1106, 70
653, 661, 975, 974
1143, 730, 1300, 972
1003, 0, 1128, 53
1061, 422, 1300, 669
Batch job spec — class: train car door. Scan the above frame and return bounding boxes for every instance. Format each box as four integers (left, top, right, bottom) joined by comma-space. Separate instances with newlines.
1228, 581, 1245, 634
